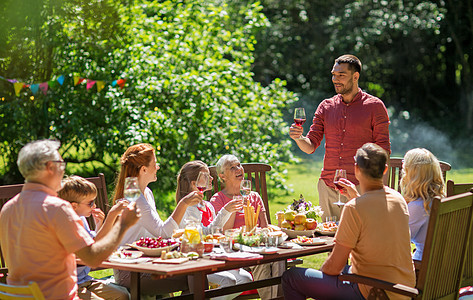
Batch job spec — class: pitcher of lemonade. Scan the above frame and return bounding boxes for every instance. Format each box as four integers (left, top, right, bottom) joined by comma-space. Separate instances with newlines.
181, 219, 204, 257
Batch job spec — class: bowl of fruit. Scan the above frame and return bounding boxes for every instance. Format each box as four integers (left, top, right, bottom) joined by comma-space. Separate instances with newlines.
277, 194, 323, 239
128, 236, 179, 256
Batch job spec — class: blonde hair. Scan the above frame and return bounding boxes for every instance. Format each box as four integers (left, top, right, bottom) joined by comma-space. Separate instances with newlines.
59, 175, 97, 203
400, 148, 445, 213
176, 160, 208, 203
113, 143, 155, 203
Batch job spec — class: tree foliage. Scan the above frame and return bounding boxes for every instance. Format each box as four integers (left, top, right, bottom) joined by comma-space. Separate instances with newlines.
0, 0, 297, 202
249, 0, 473, 137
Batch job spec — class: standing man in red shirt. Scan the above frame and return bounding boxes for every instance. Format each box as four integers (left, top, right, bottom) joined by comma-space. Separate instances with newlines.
289, 54, 391, 220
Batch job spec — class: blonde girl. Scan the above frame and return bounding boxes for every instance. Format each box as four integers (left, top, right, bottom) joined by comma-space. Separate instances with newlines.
400, 148, 445, 262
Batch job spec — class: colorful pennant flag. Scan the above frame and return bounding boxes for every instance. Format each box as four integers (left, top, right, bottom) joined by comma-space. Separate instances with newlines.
57, 75, 65, 85
13, 82, 24, 96
30, 84, 39, 95
39, 82, 48, 95
86, 79, 96, 90
96, 81, 105, 92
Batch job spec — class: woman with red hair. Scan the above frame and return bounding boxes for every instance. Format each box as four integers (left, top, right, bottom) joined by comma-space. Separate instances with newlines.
112, 143, 201, 297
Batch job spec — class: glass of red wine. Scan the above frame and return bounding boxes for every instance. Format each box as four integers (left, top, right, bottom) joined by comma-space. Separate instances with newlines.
294, 107, 306, 127
333, 169, 347, 207
196, 171, 210, 208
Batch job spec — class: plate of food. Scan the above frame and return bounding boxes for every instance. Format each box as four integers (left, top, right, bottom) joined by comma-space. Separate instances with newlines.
108, 249, 150, 263
292, 236, 326, 246
127, 237, 179, 257
316, 222, 338, 236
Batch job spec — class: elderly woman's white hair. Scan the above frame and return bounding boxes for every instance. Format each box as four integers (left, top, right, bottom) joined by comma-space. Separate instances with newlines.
17, 139, 62, 180
215, 154, 239, 178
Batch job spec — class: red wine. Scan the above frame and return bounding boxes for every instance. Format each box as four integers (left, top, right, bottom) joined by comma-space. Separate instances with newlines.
294, 118, 306, 126
197, 186, 206, 193
334, 181, 343, 191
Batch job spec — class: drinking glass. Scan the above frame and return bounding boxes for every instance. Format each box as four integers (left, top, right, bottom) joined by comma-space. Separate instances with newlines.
233, 195, 244, 213
240, 179, 251, 199
196, 171, 210, 209
294, 107, 306, 127
124, 177, 140, 204
333, 169, 347, 206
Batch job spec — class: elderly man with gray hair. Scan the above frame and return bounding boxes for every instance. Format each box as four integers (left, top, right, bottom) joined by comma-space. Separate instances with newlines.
0, 139, 140, 300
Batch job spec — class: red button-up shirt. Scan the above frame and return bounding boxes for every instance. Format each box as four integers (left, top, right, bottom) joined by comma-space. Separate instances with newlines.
307, 88, 391, 188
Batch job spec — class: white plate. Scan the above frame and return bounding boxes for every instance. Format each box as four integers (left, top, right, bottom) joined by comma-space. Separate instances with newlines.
293, 238, 326, 246
281, 228, 316, 239
316, 230, 336, 236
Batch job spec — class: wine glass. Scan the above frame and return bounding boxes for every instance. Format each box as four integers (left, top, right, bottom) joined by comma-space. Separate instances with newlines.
240, 179, 251, 201
196, 171, 210, 208
124, 177, 141, 204
333, 169, 347, 207
294, 108, 306, 127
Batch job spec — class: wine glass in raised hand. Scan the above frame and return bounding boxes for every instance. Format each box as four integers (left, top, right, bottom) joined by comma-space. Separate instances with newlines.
196, 171, 210, 208
333, 169, 347, 207
124, 177, 141, 204
294, 107, 306, 127
240, 179, 251, 208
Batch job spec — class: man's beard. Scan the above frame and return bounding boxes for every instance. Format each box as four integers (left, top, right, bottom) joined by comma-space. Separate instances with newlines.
335, 78, 354, 95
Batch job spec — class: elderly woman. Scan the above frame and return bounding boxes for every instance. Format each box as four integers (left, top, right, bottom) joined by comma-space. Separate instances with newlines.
210, 154, 268, 229
400, 148, 445, 263
210, 154, 282, 300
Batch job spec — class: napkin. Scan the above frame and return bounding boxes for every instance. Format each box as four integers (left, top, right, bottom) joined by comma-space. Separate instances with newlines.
210, 252, 263, 261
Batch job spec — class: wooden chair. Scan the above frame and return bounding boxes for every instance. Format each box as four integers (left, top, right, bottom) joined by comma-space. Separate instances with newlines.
383, 157, 452, 193
446, 180, 473, 288
339, 190, 473, 299
0, 281, 45, 299
207, 163, 272, 223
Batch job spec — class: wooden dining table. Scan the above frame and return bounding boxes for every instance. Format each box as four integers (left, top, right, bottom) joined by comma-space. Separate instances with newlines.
96, 236, 335, 300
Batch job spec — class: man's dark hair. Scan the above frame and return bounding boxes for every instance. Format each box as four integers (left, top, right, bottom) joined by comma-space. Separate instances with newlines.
355, 143, 387, 179
335, 54, 362, 75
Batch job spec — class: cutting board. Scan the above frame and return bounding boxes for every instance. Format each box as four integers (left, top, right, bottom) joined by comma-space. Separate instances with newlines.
153, 257, 190, 264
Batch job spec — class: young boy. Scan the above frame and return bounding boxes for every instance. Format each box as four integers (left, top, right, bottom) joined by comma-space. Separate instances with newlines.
59, 175, 130, 300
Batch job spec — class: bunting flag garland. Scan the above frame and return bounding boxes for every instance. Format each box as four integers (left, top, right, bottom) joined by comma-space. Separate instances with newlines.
0, 74, 127, 98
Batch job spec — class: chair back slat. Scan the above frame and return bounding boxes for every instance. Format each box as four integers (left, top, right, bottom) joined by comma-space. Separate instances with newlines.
83, 173, 109, 230
446, 180, 473, 287
416, 191, 473, 299
384, 157, 451, 193
207, 163, 272, 224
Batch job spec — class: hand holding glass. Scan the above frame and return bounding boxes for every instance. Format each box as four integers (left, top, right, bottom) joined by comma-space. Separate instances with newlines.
196, 171, 210, 208
333, 169, 347, 206
124, 177, 140, 204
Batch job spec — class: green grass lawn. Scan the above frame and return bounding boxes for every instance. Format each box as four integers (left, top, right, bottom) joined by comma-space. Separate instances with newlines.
91, 159, 473, 279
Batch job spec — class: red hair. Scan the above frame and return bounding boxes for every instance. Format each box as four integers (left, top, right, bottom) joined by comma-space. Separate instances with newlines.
113, 143, 155, 203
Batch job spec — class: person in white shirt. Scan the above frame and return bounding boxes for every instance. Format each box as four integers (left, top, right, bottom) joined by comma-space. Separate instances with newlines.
112, 143, 201, 297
